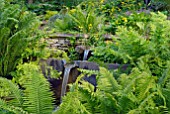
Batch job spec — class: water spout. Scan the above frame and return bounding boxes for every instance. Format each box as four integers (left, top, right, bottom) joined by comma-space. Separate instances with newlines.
83, 49, 90, 61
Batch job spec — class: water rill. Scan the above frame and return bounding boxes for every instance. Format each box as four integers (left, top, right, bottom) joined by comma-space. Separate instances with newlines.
60, 64, 77, 102
83, 49, 90, 60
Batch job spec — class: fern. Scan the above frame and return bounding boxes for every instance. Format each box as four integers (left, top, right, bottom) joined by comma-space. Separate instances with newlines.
156, 63, 170, 112
55, 91, 91, 114
76, 81, 101, 114
98, 67, 121, 93
18, 63, 54, 114
118, 68, 165, 113
0, 99, 28, 114
0, 77, 23, 107
77, 68, 121, 113
163, 82, 170, 112
0, 62, 55, 114
0, 77, 26, 114
55, 70, 100, 114
0, 0, 40, 77
54, 14, 75, 32
97, 90, 121, 114
56, 66, 170, 114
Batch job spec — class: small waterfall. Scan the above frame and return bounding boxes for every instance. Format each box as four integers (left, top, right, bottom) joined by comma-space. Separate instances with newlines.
83, 49, 90, 60
60, 64, 77, 102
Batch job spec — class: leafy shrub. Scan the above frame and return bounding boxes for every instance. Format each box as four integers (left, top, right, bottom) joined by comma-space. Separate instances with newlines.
106, 12, 151, 34
91, 12, 170, 76
104, 0, 143, 13
0, 0, 41, 77
53, 4, 105, 34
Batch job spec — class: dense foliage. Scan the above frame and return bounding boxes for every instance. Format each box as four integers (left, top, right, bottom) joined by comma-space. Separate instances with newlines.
0, 63, 54, 114
0, 0, 170, 114
55, 66, 170, 113
0, 0, 40, 77
90, 12, 170, 77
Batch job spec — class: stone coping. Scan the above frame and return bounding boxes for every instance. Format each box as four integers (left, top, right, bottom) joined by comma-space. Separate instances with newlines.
48, 33, 114, 40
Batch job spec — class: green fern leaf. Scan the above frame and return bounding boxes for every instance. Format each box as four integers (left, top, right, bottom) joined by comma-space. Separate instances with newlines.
163, 81, 170, 112
98, 67, 121, 93
55, 91, 91, 114
21, 63, 54, 114
0, 99, 28, 114
0, 77, 23, 107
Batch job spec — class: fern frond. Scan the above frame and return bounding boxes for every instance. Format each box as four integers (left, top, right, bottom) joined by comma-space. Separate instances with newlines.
139, 92, 157, 109
57, 76, 100, 114
98, 67, 121, 93
0, 99, 28, 114
158, 62, 170, 86
78, 87, 99, 114
23, 72, 54, 114
135, 74, 156, 102
118, 94, 137, 113
57, 66, 169, 113
0, 77, 23, 107
78, 68, 98, 77
18, 63, 54, 114
97, 91, 121, 114
55, 91, 91, 114
77, 80, 112, 114
163, 81, 170, 112
117, 68, 162, 113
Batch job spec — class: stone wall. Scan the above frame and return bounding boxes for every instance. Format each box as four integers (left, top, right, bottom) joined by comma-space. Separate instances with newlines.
46, 33, 113, 51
